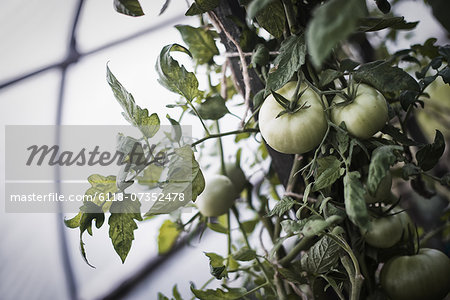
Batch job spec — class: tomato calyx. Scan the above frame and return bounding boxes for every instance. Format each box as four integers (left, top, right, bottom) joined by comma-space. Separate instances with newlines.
271, 88, 311, 119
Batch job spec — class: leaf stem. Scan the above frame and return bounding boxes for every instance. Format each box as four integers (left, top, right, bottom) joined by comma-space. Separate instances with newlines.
282, 0, 299, 35
191, 128, 259, 148
188, 101, 210, 135
278, 235, 318, 267
231, 206, 277, 294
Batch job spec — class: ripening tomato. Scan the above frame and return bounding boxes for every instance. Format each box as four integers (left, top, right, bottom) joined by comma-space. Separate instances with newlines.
258, 82, 327, 154
361, 210, 404, 248
195, 175, 235, 217
331, 84, 388, 139
380, 248, 450, 300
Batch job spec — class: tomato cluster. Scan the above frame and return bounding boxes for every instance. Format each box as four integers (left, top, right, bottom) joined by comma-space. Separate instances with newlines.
258, 82, 389, 154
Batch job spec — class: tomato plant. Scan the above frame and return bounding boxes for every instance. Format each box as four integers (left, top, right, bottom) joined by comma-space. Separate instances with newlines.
380, 248, 450, 300
331, 84, 388, 139
64, 0, 450, 299
258, 81, 327, 154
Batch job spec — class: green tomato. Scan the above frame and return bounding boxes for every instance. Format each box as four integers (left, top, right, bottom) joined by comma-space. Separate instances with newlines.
331, 84, 388, 139
380, 248, 450, 300
195, 175, 235, 217
361, 210, 404, 248
365, 171, 393, 204
258, 82, 327, 154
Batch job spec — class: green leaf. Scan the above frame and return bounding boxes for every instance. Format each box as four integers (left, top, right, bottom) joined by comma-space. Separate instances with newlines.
137, 164, 163, 188
374, 0, 391, 13
268, 196, 295, 217
166, 115, 182, 143
402, 163, 421, 179
313, 156, 343, 191
172, 285, 182, 300
353, 60, 420, 98
367, 145, 402, 194
197, 95, 229, 120
146, 146, 205, 216
205, 252, 226, 279
281, 219, 308, 235
344, 171, 369, 229
108, 194, 143, 263
251, 44, 270, 67
302, 216, 342, 237
357, 17, 418, 32
107, 66, 160, 138
158, 219, 181, 254
175, 25, 219, 64
207, 222, 228, 234
247, 0, 274, 19
241, 219, 259, 234
64, 212, 82, 228
113, 0, 144, 17
438, 65, 450, 84
77, 201, 105, 267
185, 0, 219, 16
266, 35, 306, 94
155, 44, 200, 101
319, 69, 343, 87
190, 285, 247, 300
85, 174, 118, 211
381, 124, 419, 146
301, 235, 341, 274
233, 247, 257, 261
306, 0, 366, 67
416, 130, 445, 171
255, 1, 286, 38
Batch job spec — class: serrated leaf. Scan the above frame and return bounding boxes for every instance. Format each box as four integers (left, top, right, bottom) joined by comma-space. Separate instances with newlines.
205, 252, 226, 279
281, 219, 308, 235
357, 17, 418, 32
367, 145, 402, 194
146, 146, 205, 216
185, 0, 219, 16
107, 66, 160, 138
313, 156, 343, 191
233, 247, 257, 261
108, 195, 142, 263
197, 95, 229, 120
301, 235, 341, 274
190, 285, 247, 300
307, 0, 366, 67
175, 25, 219, 64
156, 44, 200, 101
114, 0, 144, 17
158, 219, 181, 254
416, 130, 445, 171
255, 1, 286, 38
64, 212, 82, 228
353, 60, 420, 98
85, 174, 118, 211
344, 171, 369, 229
268, 196, 295, 217
266, 35, 306, 94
